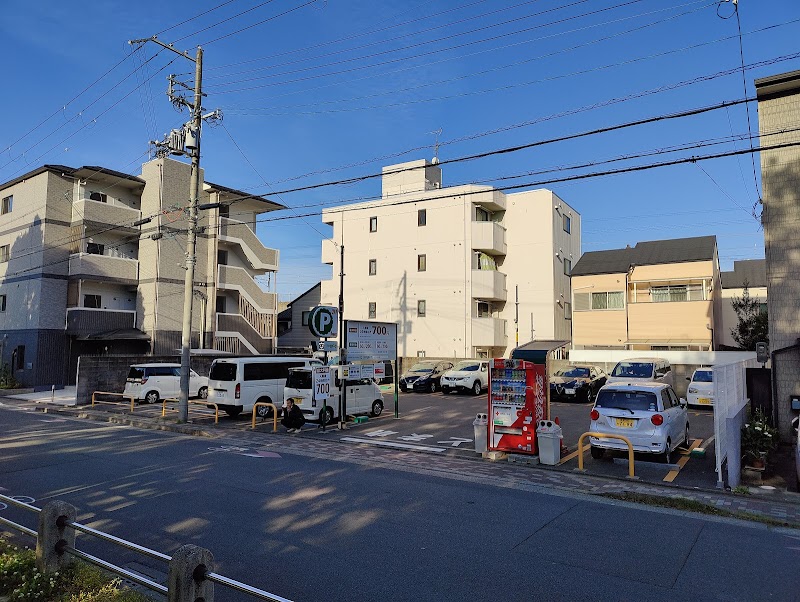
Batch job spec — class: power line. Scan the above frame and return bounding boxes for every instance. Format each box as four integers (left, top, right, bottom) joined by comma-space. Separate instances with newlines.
155, 0, 238, 36
200, 0, 320, 46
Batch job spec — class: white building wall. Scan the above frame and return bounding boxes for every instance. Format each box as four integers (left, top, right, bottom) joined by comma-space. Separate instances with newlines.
719, 285, 768, 349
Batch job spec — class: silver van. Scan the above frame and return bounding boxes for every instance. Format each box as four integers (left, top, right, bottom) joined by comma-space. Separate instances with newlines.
606, 358, 674, 387
207, 356, 323, 417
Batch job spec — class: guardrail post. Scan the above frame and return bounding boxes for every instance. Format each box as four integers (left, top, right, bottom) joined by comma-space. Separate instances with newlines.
36, 500, 76, 574
168, 544, 214, 602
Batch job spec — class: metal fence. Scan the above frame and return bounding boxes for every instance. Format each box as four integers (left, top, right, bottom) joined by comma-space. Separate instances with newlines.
712, 358, 757, 489
0, 493, 293, 602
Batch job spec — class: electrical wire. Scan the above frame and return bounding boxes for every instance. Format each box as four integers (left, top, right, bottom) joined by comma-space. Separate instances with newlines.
199, 0, 319, 46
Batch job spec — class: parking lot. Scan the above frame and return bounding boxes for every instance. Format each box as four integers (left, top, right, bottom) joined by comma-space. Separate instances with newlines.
83, 386, 719, 489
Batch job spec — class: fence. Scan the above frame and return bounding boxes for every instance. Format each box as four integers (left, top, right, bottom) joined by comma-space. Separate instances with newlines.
0, 493, 292, 602
712, 358, 757, 489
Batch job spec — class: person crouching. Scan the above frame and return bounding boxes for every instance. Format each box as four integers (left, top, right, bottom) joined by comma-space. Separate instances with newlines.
281, 398, 306, 433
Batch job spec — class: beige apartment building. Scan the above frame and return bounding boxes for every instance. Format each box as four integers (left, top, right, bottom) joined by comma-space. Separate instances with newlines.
719, 259, 767, 349
0, 157, 281, 386
570, 236, 721, 351
319, 159, 580, 359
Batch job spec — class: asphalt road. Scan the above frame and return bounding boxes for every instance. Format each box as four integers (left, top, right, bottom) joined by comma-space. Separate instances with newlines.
1, 404, 798, 602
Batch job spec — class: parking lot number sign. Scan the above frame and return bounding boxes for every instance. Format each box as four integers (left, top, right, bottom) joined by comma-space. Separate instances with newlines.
313, 366, 332, 401
308, 306, 338, 338
344, 321, 397, 360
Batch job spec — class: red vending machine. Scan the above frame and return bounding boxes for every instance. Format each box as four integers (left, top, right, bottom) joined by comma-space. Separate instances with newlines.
488, 358, 547, 455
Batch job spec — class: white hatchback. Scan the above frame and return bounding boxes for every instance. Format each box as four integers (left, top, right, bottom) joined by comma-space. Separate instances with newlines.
686, 368, 714, 407
589, 382, 689, 463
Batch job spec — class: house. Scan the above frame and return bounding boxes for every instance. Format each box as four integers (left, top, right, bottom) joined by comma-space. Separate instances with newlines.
570, 236, 720, 351
319, 158, 580, 358
0, 157, 282, 386
719, 259, 767, 349
277, 282, 321, 352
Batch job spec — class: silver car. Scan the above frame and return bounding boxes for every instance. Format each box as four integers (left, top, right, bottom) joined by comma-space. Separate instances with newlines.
589, 382, 689, 463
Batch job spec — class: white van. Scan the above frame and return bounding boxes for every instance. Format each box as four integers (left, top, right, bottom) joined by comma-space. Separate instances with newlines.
207, 356, 323, 417
123, 363, 208, 404
284, 366, 385, 425
606, 358, 674, 387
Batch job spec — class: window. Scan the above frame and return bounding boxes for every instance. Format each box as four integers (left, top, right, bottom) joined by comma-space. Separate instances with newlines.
418, 209, 427, 226
417, 254, 426, 272
651, 284, 704, 302
563, 258, 572, 276
759, 302, 768, 315
0, 245, 9, 263
89, 191, 107, 203
244, 361, 305, 381
0, 295, 5, 312
369, 216, 378, 232
15, 345, 25, 371
86, 242, 104, 255
1, 195, 12, 215
368, 302, 376, 319
84, 294, 101, 308
591, 291, 624, 310
219, 204, 229, 218
563, 214, 571, 233
417, 300, 426, 317
369, 259, 377, 276
217, 250, 228, 265
477, 301, 490, 317
564, 301, 571, 320
417, 350, 426, 358
475, 207, 490, 222
209, 361, 236, 381
301, 310, 311, 326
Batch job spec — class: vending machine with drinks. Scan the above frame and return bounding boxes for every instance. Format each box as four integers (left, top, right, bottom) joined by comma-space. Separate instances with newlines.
488, 358, 547, 455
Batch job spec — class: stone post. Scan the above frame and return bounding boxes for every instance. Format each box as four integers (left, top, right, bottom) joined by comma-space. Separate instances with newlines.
168, 544, 214, 602
35, 500, 76, 573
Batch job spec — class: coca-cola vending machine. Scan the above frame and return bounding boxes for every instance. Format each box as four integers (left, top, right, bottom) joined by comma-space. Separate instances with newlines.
488, 358, 547, 455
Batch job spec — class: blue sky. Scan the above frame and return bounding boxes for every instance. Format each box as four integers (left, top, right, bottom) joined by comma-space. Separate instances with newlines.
2, 0, 798, 300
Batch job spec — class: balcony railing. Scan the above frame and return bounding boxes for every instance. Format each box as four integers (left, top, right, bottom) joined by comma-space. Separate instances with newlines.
65, 308, 135, 336
472, 270, 507, 302
217, 265, 277, 313
69, 253, 138, 282
216, 314, 274, 354
73, 198, 141, 228
472, 317, 507, 348
471, 221, 507, 255
219, 217, 279, 271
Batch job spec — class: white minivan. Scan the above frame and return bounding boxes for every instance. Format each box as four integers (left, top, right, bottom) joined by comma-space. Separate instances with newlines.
124, 363, 208, 404
606, 358, 674, 387
284, 366, 385, 425
207, 356, 323, 418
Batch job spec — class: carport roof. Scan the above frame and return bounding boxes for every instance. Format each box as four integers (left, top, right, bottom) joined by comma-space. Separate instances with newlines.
625, 339, 710, 346
571, 236, 717, 276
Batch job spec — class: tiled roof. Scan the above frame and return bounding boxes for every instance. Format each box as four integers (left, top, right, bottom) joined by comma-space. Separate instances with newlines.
571, 236, 717, 276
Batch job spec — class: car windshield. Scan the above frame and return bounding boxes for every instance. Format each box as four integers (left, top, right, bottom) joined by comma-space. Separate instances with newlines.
611, 362, 653, 378
556, 367, 590, 378
127, 367, 144, 380
693, 370, 713, 383
596, 390, 658, 412
210, 362, 237, 381
454, 361, 480, 371
410, 364, 435, 373
286, 369, 312, 390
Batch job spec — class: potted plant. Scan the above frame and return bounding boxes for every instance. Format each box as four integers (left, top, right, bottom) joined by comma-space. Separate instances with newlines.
741, 408, 778, 469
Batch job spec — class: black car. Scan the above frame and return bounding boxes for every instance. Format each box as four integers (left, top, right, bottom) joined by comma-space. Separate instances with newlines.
549, 365, 606, 403
399, 361, 454, 393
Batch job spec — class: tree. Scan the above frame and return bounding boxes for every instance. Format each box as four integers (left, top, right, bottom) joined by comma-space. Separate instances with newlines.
730, 283, 769, 350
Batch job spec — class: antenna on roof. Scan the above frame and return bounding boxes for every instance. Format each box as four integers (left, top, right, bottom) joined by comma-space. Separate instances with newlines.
429, 128, 443, 164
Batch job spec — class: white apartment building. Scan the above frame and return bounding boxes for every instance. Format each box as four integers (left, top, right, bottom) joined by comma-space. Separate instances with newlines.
320, 159, 580, 358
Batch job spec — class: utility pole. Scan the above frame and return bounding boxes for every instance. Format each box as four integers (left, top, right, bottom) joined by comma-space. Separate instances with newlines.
130, 36, 208, 423
338, 245, 346, 430
515, 285, 519, 348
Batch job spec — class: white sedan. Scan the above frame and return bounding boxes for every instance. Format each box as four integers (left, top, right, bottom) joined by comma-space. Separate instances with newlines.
686, 367, 714, 407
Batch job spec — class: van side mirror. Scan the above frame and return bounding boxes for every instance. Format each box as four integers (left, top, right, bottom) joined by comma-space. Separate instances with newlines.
686, 376, 691, 381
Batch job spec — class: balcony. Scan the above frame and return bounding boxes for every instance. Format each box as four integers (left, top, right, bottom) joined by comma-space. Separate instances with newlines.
321, 239, 336, 265
69, 253, 138, 283
471, 221, 507, 256
219, 217, 279, 271
65, 308, 135, 336
472, 317, 507, 348
73, 198, 141, 229
217, 265, 277, 312
216, 314, 275, 354
471, 270, 507, 301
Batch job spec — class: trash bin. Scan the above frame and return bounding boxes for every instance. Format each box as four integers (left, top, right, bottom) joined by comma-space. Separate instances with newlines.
473, 413, 488, 454
536, 419, 563, 465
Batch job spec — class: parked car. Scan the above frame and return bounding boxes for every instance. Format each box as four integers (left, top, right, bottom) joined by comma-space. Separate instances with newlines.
550, 365, 607, 403
588, 382, 689, 463
606, 358, 674, 387
441, 360, 489, 395
284, 366, 385, 425
793, 416, 799, 491
399, 361, 454, 393
686, 367, 714, 407
123, 363, 208, 404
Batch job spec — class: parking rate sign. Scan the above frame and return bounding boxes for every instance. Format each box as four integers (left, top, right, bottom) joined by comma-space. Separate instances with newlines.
308, 306, 338, 338
313, 366, 332, 401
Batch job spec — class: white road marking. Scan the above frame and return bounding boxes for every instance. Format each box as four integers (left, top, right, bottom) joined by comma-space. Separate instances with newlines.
340, 437, 446, 453
436, 437, 473, 447
364, 430, 399, 437
397, 433, 435, 442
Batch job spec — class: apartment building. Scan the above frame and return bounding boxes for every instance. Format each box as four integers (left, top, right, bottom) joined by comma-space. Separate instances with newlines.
319, 159, 580, 359
756, 69, 800, 438
570, 236, 721, 351
0, 157, 281, 386
719, 259, 767, 349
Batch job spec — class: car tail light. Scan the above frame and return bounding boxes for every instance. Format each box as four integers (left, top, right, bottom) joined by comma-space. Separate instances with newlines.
590, 409, 599, 421
651, 414, 663, 426
235, 383, 241, 399
140, 378, 148, 384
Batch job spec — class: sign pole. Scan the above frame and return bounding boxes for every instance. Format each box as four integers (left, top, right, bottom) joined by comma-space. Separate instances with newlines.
321, 337, 328, 432
338, 244, 346, 430
394, 327, 399, 419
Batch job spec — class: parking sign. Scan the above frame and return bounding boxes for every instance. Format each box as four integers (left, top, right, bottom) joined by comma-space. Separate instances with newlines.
308, 306, 338, 338
313, 366, 332, 401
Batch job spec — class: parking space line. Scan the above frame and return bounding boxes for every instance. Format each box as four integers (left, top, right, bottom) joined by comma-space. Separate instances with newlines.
340, 437, 447, 453
663, 439, 702, 482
